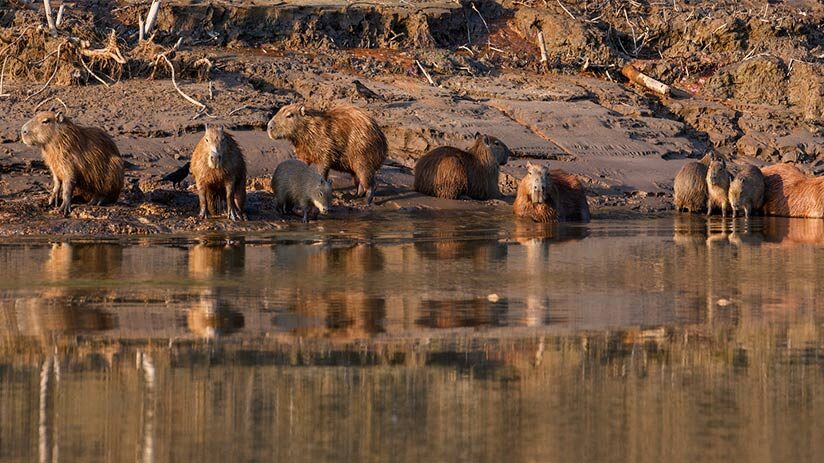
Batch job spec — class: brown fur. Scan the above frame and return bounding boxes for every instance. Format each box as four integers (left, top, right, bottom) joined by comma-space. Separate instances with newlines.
414, 133, 511, 200
271, 159, 333, 223
190, 126, 247, 221
513, 163, 590, 222
728, 164, 765, 218
673, 153, 712, 213
267, 104, 387, 205
20, 111, 124, 217
706, 158, 731, 216
762, 164, 824, 218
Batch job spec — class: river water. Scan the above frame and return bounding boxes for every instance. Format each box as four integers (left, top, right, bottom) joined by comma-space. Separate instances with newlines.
0, 213, 822, 462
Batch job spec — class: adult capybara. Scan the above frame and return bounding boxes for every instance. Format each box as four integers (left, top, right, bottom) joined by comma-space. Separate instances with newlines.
20, 111, 124, 217
706, 158, 731, 216
762, 164, 824, 218
190, 126, 246, 221
728, 164, 765, 218
271, 159, 332, 223
673, 152, 712, 213
414, 132, 511, 200
267, 104, 387, 205
513, 162, 590, 222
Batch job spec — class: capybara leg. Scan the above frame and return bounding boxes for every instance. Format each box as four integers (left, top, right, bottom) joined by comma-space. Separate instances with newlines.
721, 203, 727, 218
301, 207, 310, 223
49, 173, 62, 208
744, 205, 751, 219
225, 183, 241, 222
358, 171, 375, 204
59, 179, 75, 218
198, 189, 209, 219
731, 207, 737, 218
706, 200, 712, 216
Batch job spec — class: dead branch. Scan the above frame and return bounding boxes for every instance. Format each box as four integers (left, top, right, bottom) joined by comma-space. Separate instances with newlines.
622, 64, 670, 96
537, 30, 548, 63
55, 4, 65, 28
415, 60, 435, 86
139, 16, 145, 42
43, 0, 58, 36
557, 0, 576, 20
470, 2, 491, 46
228, 105, 251, 116
143, 0, 162, 39
161, 54, 206, 110
0, 57, 9, 97
34, 96, 69, 113
79, 55, 110, 87
26, 41, 63, 101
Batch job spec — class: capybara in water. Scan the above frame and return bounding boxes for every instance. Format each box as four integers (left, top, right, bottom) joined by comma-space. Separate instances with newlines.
728, 164, 765, 218
190, 126, 246, 221
271, 159, 333, 223
267, 104, 387, 205
20, 111, 124, 217
673, 152, 712, 213
761, 164, 824, 218
513, 162, 590, 222
414, 132, 511, 200
706, 158, 731, 216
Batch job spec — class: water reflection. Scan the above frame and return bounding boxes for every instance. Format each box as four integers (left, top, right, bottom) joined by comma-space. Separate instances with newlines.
185, 241, 246, 339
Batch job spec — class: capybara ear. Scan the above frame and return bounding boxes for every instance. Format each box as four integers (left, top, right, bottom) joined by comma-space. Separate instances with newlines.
55, 112, 64, 123
299, 106, 306, 117
474, 131, 482, 140
527, 161, 533, 167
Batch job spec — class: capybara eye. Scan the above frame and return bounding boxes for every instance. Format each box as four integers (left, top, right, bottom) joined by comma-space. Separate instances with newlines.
41, 118, 51, 124
494, 141, 500, 145
285, 113, 293, 119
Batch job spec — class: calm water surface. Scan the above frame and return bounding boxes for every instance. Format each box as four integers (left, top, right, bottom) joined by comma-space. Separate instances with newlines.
0, 213, 823, 463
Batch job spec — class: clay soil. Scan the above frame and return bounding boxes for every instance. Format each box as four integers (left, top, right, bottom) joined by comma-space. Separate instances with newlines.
0, 0, 822, 236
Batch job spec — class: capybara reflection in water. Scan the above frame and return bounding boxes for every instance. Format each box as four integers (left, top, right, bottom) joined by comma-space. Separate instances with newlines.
728, 164, 765, 218
267, 104, 387, 205
414, 132, 511, 200
190, 126, 247, 221
513, 162, 590, 222
706, 158, 731, 216
20, 111, 124, 217
271, 159, 333, 223
673, 152, 712, 213
762, 164, 824, 218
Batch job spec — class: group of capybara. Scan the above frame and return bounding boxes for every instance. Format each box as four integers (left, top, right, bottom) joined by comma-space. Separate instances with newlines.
17, 104, 823, 224
674, 152, 824, 219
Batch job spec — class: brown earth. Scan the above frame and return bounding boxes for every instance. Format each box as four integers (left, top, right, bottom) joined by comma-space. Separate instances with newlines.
0, 0, 822, 236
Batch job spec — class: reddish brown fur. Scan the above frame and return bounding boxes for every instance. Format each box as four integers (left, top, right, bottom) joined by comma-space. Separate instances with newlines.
267, 104, 387, 205
513, 164, 590, 222
414, 133, 511, 200
762, 164, 824, 218
20, 111, 124, 217
513, 164, 557, 222
673, 153, 712, 213
190, 126, 247, 221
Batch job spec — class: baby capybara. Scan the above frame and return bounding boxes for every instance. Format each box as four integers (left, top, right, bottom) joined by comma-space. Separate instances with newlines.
20, 111, 124, 217
673, 152, 712, 213
271, 159, 333, 223
762, 164, 824, 218
414, 132, 511, 200
706, 158, 731, 216
728, 164, 765, 218
513, 162, 590, 222
190, 126, 246, 221
267, 104, 387, 205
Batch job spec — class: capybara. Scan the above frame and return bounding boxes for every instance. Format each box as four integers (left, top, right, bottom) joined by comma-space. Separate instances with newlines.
706, 158, 731, 216
673, 152, 712, 213
513, 162, 590, 222
728, 164, 765, 218
413, 132, 511, 200
762, 164, 824, 218
190, 126, 246, 221
267, 104, 387, 205
20, 111, 124, 217
271, 159, 333, 223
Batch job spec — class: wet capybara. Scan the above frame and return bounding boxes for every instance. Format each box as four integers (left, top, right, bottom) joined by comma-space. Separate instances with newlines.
673, 152, 712, 213
762, 164, 824, 218
728, 164, 765, 218
514, 162, 590, 222
267, 104, 387, 205
271, 159, 332, 223
414, 132, 511, 200
706, 158, 731, 216
20, 111, 124, 217
190, 126, 246, 221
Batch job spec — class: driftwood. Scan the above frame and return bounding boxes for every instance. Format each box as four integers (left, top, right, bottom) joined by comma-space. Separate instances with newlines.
43, 0, 58, 36
142, 1, 162, 40
537, 30, 548, 64
621, 64, 671, 96
416, 60, 435, 86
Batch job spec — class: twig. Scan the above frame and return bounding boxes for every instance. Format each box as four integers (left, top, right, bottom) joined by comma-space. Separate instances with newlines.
458, 45, 475, 56
79, 56, 110, 87
415, 60, 435, 86
138, 16, 145, 42
208, 81, 213, 100
144, 0, 162, 38
537, 30, 548, 63
26, 42, 63, 101
34, 96, 69, 113
622, 64, 670, 96
557, 0, 576, 20
228, 105, 250, 116
0, 57, 9, 97
470, 2, 491, 46
43, 0, 57, 35
161, 54, 206, 110
55, 3, 65, 28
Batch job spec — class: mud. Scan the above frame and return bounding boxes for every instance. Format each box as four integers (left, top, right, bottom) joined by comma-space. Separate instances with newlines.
0, 0, 822, 236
